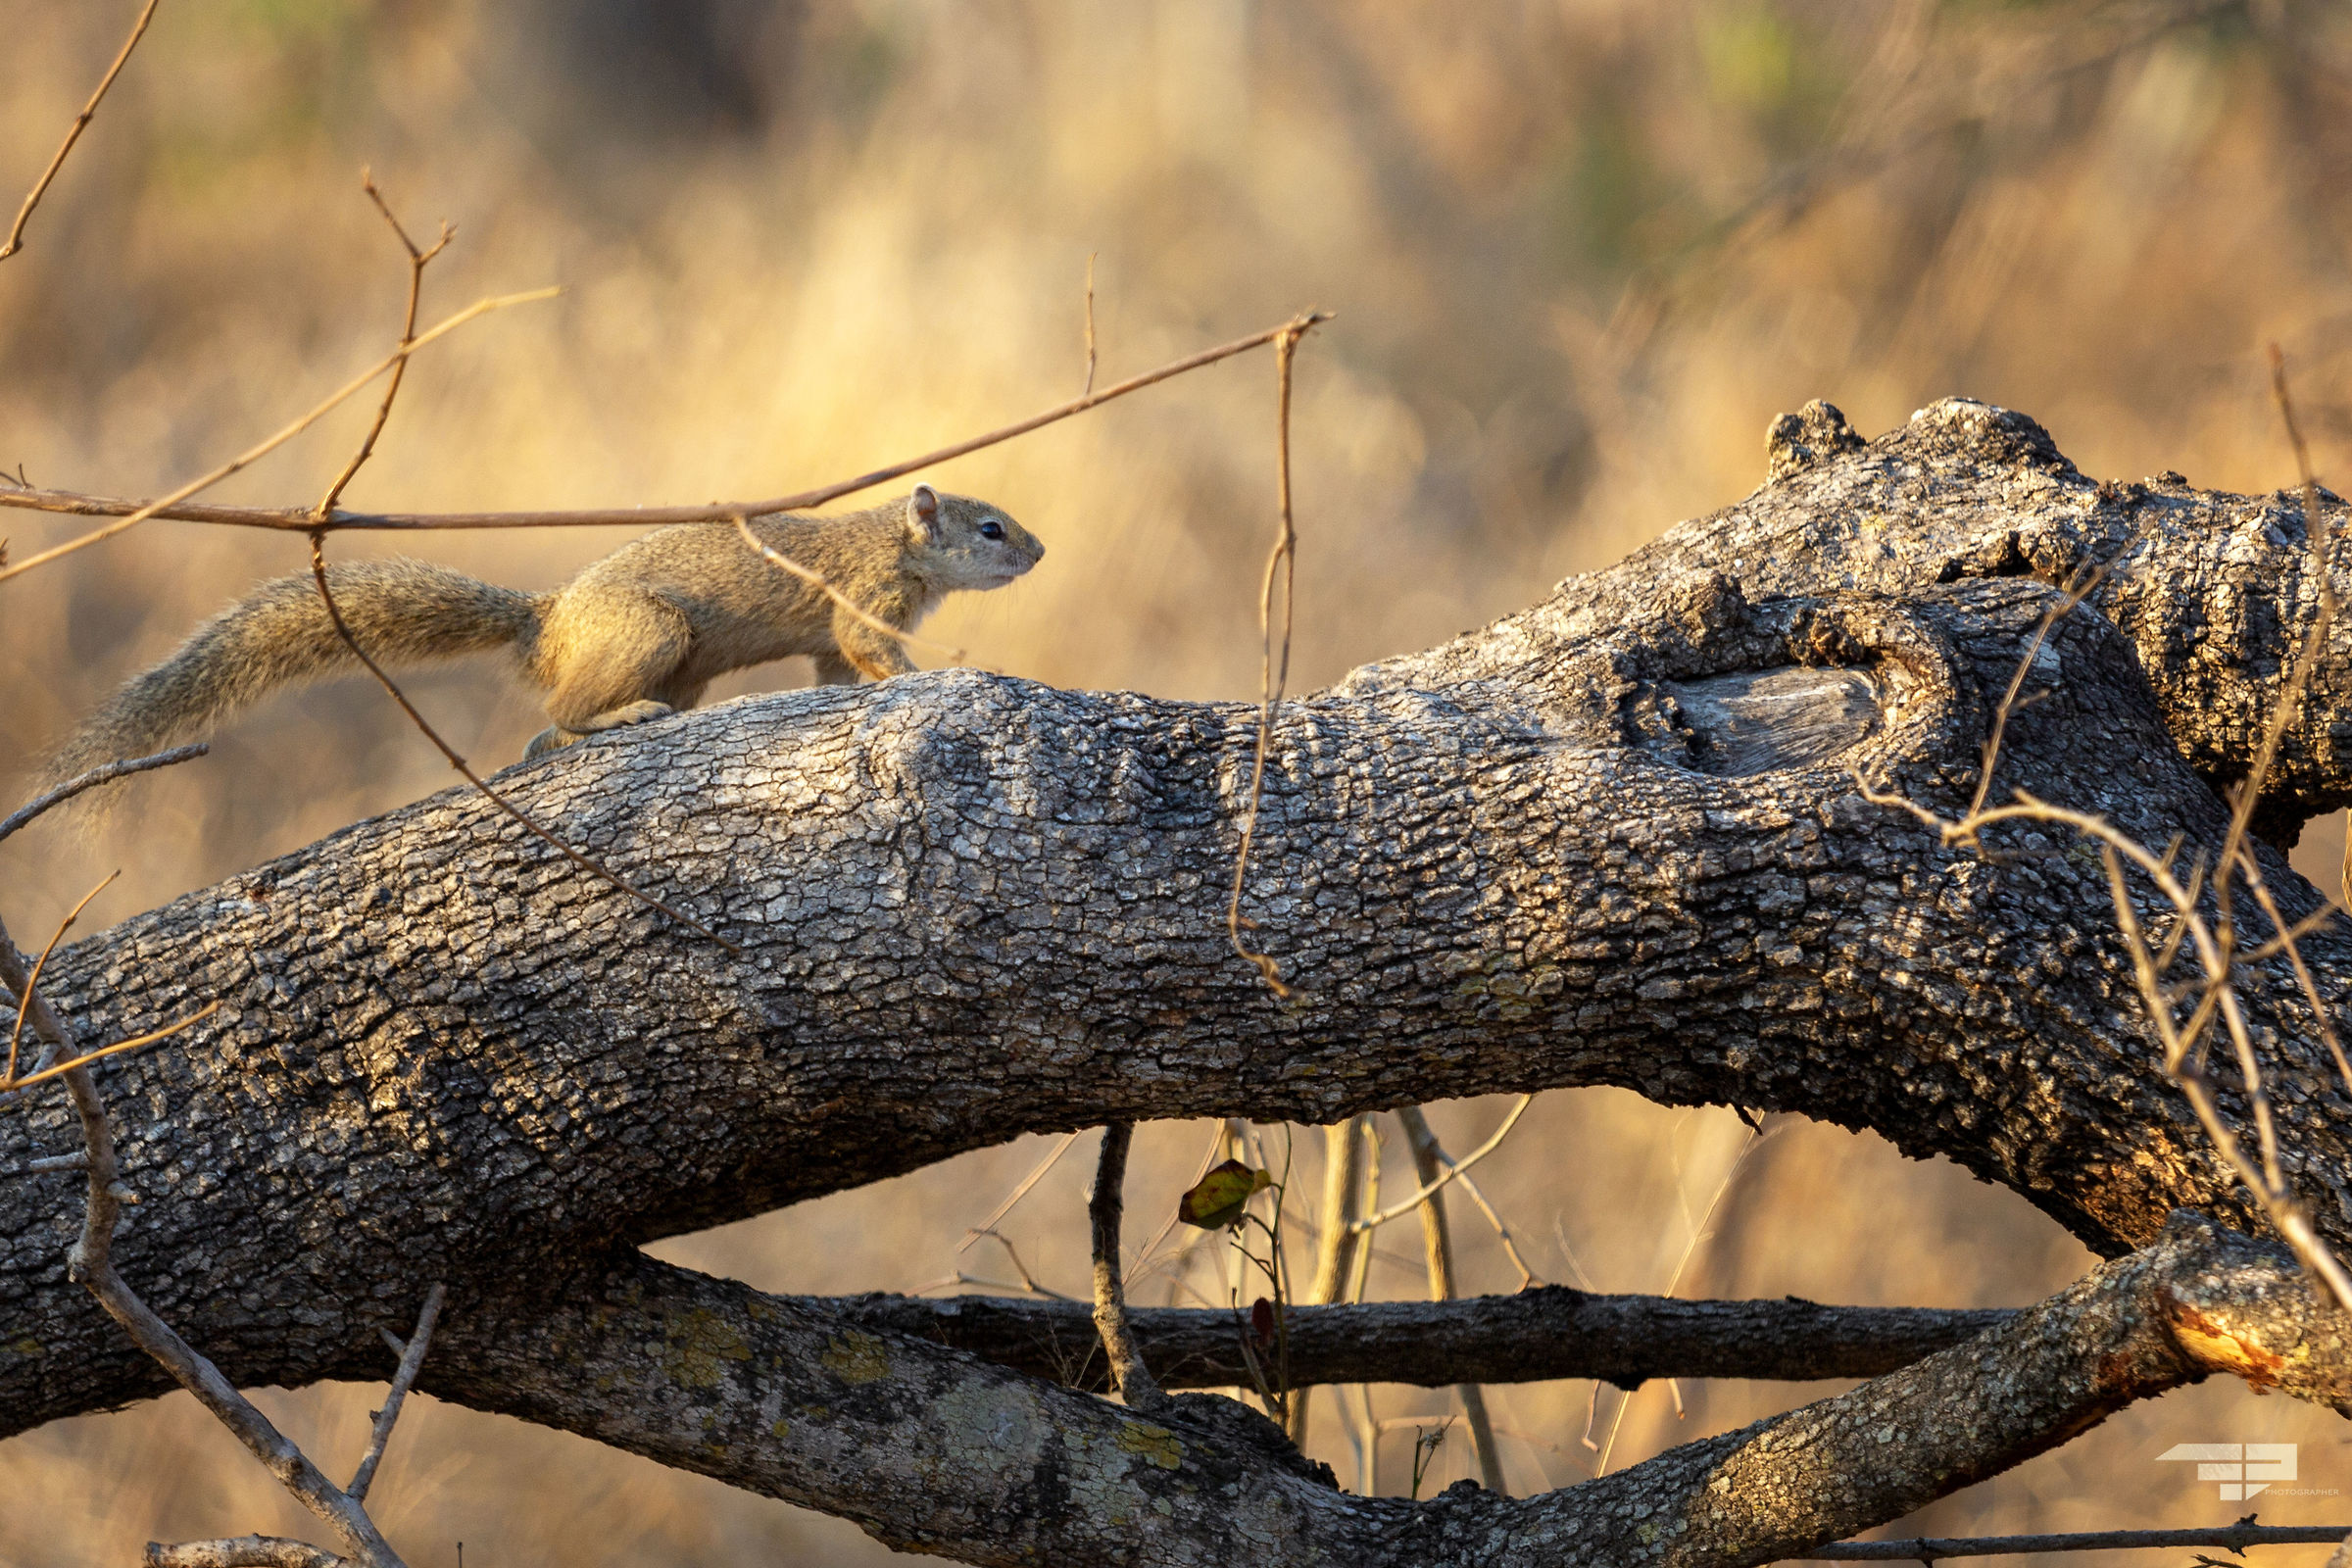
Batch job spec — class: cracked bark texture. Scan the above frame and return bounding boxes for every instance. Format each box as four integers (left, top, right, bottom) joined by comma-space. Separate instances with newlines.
817, 1288, 2014, 1392
9, 397, 2352, 1561
412, 1214, 2349, 1567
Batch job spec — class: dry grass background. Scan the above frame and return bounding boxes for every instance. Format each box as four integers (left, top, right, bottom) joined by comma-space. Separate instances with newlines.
6, 0, 2352, 1562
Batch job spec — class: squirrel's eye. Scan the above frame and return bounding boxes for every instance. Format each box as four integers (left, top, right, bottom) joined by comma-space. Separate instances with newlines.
980, 519, 1004, 540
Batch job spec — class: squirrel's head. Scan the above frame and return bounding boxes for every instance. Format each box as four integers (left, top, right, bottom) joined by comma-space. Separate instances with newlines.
904, 484, 1044, 592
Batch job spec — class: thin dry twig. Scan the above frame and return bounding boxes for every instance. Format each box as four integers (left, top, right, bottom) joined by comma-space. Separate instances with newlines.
1960, 515, 2155, 829
347, 1282, 446, 1503
1228, 317, 1321, 997
6, 869, 119, 1082
1395, 1106, 1505, 1494
1592, 1115, 1769, 1474
2202, 346, 2339, 943
0, 287, 559, 584
1348, 1095, 1534, 1234
1082, 253, 1099, 397
0, 313, 1334, 539
1442, 1162, 1544, 1290
1858, 348, 2352, 1310
957, 1130, 1084, 1255
0, 742, 206, 846
0, 1001, 219, 1098
0, 0, 163, 262
732, 515, 966, 663
316, 172, 453, 518
305, 535, 741, 956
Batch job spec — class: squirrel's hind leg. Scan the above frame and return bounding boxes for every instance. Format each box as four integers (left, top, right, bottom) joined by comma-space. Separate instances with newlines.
523, 700, 675, 760
529, 588, 694, 759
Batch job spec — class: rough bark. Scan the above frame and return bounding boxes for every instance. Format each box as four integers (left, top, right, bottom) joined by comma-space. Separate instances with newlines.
8, 398, 2352, 1560
821, 1288, 2014, 1393
411, 1214, 2348, 1567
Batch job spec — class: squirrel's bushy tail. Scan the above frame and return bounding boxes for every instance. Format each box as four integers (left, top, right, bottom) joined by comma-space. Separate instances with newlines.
42, 560, 540, 795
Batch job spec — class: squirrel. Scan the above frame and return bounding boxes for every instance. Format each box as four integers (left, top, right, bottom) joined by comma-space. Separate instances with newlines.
41, 484, 1044, 791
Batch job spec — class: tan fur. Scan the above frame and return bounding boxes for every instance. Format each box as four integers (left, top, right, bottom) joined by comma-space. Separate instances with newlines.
40, 486, 1042, 795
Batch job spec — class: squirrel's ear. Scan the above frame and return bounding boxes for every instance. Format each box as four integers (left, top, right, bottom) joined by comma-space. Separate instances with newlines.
907, 484, 942, 544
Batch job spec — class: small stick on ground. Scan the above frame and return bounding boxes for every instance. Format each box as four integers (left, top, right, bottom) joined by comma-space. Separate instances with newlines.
305, 535, 741, 956
1396, 1106, 1505, 1494
1088, 1122, 1166, 1411
0, 0, 163, 262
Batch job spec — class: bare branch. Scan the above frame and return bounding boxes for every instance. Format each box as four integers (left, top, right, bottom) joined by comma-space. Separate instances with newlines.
1348, 1096, 1533, 1235
0, 313, 1333, 538
0, 742, 207, 846
1086, 1123, 1164, 1410
346, 1282, 445, 1503
0, 288, 559, 583
0, 0, 163, 262
1228, 318, 1316, 997
315, 172, 453, 518
6, 868, 116, 1081
1396, 1106, 1504, 1494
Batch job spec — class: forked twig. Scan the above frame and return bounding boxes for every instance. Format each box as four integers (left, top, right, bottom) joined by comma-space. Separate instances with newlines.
0, 1001, 219, 1098
316, 173, 453, 518
0, 0, 163, 262
306, 535, 741, 956
347, 1283, 446, 1503
1347, 1095, 1533, 1234
6, 869, 119, 1081
0, 288, 560, 584
1, 314, 1334, 539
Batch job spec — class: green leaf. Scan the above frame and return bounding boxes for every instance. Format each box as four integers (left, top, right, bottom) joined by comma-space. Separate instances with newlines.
1178, 1158, 1275, 1229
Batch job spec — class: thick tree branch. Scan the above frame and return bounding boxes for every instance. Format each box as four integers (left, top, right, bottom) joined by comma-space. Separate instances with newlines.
11, 401, 2352, 1561
13, 408, 2352, 1433
408, 1213, 2349, 1568
828, 1288, 2015, 1393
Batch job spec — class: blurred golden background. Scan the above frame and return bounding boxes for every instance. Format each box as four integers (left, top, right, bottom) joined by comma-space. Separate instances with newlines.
6, 0, 2352, 1562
